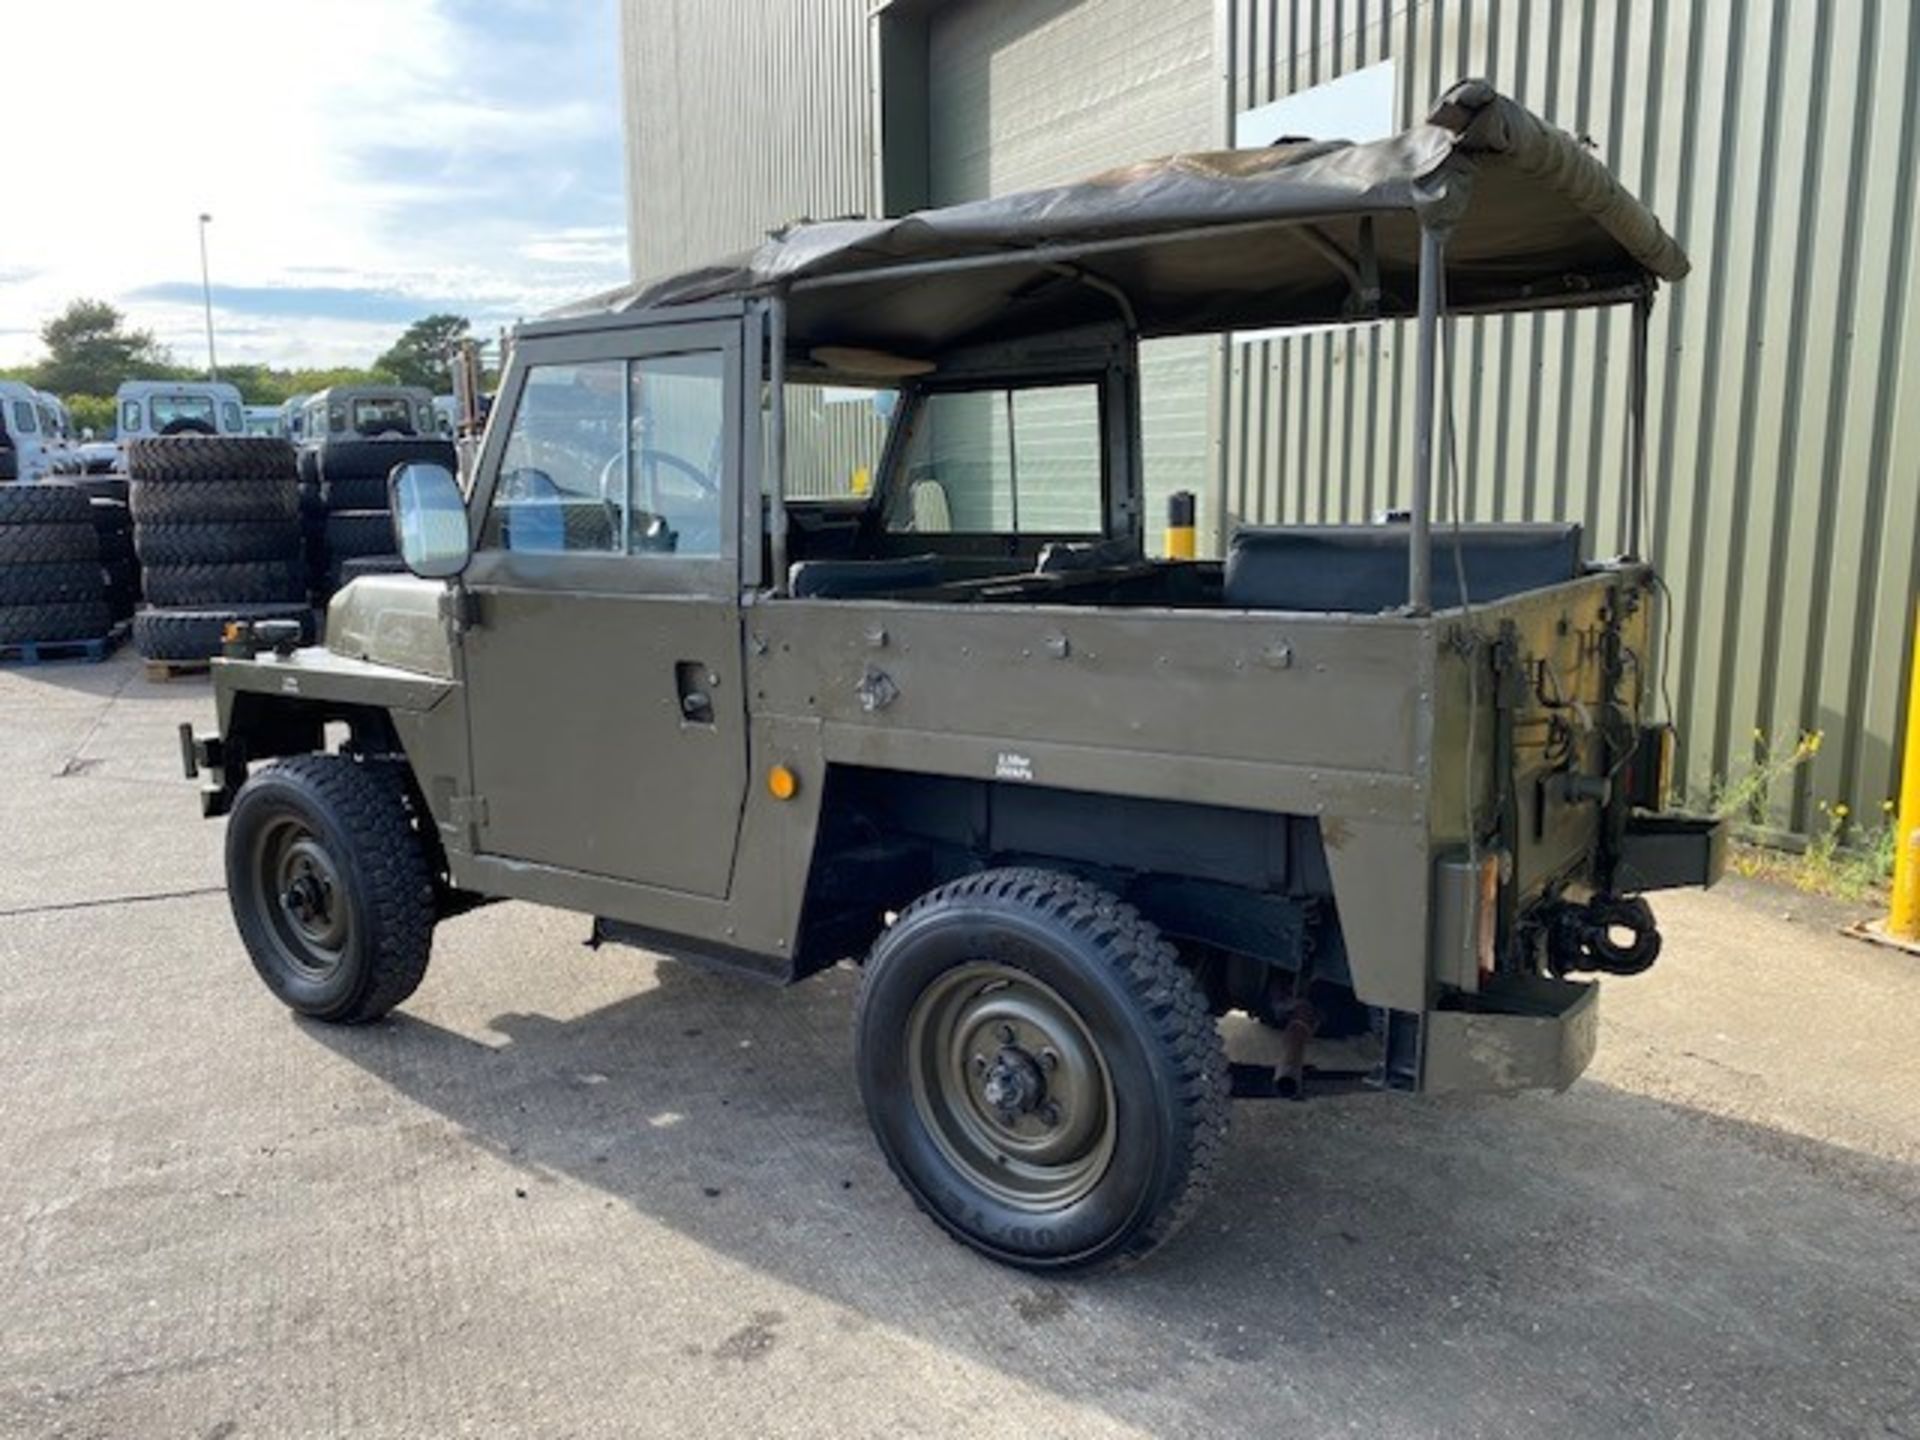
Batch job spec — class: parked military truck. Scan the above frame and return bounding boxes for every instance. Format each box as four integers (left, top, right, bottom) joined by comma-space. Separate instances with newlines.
184, 82, 1724, 1271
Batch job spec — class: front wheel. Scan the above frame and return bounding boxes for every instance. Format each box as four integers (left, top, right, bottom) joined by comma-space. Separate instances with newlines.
224, 755, 437, 1023
854, 868, 1229, 1271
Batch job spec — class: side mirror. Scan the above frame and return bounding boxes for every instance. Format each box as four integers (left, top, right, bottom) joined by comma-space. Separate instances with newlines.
389, 462, 472, 579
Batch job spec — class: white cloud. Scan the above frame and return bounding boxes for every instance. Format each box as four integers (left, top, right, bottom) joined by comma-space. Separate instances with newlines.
0, 0, 628, 371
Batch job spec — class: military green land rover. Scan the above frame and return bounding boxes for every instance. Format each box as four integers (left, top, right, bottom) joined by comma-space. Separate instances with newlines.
184, 83, 1724, 1271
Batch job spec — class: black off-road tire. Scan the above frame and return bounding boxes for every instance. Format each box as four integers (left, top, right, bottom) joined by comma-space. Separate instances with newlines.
132, 603, 313, 661
0, 561, 107, 606
0, 522, 99, 565
68, 475, 130, 505
225, 755, 437, 1023
126, 435, 296, 483
88, 496, 131, 534
854, 868, 1229, 1272
0, 483, 93, 525
134, 520, 302, 567
316, 436, 455, 484
142, 559, 304, 607
320, 473, 399, 511
0, 599, 112, 646
130, 476, 300, 525
323, 510, 396, 560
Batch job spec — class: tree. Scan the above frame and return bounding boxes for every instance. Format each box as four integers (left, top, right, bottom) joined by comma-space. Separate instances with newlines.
374, 314, 469, 392
64, 395, 116, 439
35, 299, 178, 397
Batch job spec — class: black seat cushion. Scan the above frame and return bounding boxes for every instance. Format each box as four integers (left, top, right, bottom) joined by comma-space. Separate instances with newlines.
788, 553, 944, 598
1223, 522, 1583, 612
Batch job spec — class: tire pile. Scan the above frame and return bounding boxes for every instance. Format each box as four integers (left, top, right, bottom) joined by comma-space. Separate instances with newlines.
63, 474, 138, 622
302, 436, 455, 601
127, 436, 314, 664
0, 483, 114, 649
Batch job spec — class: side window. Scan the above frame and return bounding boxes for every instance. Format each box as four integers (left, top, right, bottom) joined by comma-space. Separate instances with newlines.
121, 400, 141, 433
481, 360, 627, 554
630, 351, 725, 558
884, 382, 1103, 535
222, 401, 243, 432
480, 351, 726, 558
13, 401, 38, 434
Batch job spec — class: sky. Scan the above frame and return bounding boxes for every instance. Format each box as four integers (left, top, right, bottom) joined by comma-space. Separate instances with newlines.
0, 0, 630, 373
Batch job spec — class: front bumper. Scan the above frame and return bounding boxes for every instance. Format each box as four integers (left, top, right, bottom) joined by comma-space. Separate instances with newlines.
1422, 973, 1600, 1094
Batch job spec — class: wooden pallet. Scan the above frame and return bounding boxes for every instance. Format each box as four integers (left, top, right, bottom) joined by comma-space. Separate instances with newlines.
143, 657, 212, 682
0, 622, 128, 667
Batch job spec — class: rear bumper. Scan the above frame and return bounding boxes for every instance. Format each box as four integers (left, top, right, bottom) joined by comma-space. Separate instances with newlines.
1421, 974, 1599, 1094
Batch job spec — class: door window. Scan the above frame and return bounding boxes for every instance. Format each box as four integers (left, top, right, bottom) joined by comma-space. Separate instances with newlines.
884, 382, 1103, 535
481, 351, 726, 558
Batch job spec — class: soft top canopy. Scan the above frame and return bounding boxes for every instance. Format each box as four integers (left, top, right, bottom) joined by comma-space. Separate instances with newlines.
556, 80, 1687, 356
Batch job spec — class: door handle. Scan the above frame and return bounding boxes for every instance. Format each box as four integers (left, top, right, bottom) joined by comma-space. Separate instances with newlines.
675, 660, 716, 725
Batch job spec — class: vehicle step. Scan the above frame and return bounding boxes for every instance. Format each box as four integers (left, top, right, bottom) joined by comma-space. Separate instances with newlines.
0, 622, 128, 667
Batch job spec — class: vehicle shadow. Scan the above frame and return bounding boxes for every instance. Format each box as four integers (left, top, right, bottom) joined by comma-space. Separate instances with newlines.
303, 953, 1920, 1437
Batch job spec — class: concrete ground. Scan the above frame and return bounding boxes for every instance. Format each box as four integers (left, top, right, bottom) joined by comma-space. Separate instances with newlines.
2, 650, 1917, 1440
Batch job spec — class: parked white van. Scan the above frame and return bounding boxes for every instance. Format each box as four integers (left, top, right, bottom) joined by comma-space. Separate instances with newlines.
0, 380, 81, 481
116, 380, 246, 443
280, 394, 311, 444
297, 384, 436, 443
243, 404, 285, 437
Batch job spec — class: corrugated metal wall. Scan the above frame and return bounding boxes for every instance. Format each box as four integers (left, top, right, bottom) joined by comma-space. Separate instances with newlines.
920, 0, 1220, 542
1223, 0, 1920, 837
620, 0, 873, 284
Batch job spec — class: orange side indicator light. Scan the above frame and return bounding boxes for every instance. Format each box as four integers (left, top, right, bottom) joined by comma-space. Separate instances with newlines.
767, 764, 799, 801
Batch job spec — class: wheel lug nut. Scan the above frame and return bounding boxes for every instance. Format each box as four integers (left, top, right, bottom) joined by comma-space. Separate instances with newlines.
1039, 1102, 1061, 1127
970, 1054, 988, 1075
997, 1023, 1017, 1045
1039, 1048, 1059, 1072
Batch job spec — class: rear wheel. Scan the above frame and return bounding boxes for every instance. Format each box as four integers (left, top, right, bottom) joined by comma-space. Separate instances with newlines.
225, 756, 436, 1023
854, 868, 1229, 1271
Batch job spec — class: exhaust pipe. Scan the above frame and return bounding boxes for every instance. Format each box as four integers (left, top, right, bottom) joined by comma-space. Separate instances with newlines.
1272, 1001, 1320, 1100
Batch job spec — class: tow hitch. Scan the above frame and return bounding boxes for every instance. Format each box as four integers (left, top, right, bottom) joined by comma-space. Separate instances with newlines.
1544, 893, 1662, 976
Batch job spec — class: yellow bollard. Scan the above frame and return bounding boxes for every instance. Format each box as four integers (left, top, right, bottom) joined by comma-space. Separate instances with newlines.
1891, 599, 1920, 940
1166, 490, 1196, 560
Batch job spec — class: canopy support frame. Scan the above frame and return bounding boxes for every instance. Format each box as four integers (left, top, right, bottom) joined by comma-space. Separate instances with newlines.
1408, 221, 1450, 616
767, 290, 790, 595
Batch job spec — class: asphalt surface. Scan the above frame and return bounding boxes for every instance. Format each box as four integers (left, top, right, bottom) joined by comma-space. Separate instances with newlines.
2, 649, 1917, 1439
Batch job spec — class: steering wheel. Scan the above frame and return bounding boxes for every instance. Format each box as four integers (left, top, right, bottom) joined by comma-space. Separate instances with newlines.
595, 447, 719, 553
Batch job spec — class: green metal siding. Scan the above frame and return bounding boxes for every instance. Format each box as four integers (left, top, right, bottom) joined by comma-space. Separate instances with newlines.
619, 0, 874, 284
1224, 0, 1920, 837
923, 0, 1220, 546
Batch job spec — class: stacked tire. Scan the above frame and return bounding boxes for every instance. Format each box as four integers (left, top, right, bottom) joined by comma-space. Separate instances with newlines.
89, 496, 138, 622
308, 436, 453, 598
127, 436, 313, 664
0, 484, 113, 649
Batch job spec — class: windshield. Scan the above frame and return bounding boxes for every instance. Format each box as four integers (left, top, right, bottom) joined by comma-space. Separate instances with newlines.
150, 394, 217, 429
883, 382, 1104, 535
777, 383, 895, 499
352, 396, 416, 434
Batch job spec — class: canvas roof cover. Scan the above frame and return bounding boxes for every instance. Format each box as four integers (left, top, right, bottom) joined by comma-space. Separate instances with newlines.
555, 80, 1689, 354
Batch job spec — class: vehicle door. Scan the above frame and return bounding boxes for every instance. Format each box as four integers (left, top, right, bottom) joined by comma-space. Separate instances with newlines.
458, 320, 749, 897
